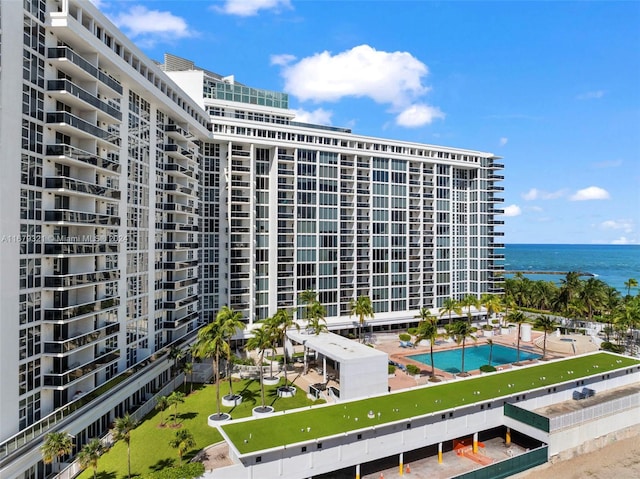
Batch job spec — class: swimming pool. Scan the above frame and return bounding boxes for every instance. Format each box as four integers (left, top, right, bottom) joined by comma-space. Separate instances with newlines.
407, 344, 541, 374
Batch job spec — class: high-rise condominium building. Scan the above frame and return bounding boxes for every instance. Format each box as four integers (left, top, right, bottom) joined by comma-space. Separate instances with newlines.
0, 1, 503, 477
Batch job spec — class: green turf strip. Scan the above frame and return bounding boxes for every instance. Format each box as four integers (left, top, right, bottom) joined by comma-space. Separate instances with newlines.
220, 352, 640, 454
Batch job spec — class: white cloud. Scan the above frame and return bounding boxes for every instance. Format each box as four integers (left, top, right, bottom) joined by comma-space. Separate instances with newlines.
502, 204, 522, 217
528, 206, 544, 212
270, 54, 296, 66
611, 236, 637, 245
577, 90, 605, 100
276, 45, 442, 126
570, 186, 610, 201
291, 108, 333, 125
599, 219, 634, 233
521, 188, 566, 201
395, 104, 445, 127
111, 6, 192, 43
215, 0, 291, 16
499, 137, 508, 146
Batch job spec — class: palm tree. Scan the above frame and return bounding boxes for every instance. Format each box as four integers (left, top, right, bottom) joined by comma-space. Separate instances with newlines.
167, 391, 185, 427
155, 395, 169, 426
304, 300, 328, 374
624, 278, 638, 297
216, 306, 246, 400
449, 320, 476, 375
480, 294, 502, 326
507, 310, 527, 364
269, 309, 299, 390
413, 309, 438, 379
169, 429, 196, 465
439, 297, 462, 325
579, 278, 608, 321
461, 294, 481, 323
350, 295, 374, 343
245, 325, 272, 411
76, 438, 103, 479
112, 414, 136, 479
41, 431, 74, 473
182, 362, 193, 394
298, 289, 318, 323
192, 320, 228, 419
486, 339, 494, 367
555, 271, 582, 312
534, 314, 557, 359
169, 346, 184, 387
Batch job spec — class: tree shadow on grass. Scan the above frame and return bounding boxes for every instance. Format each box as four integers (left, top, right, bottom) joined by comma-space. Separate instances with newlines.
95, 471, 116, 479
149, 458, 175, 472
179, 412, 198, 421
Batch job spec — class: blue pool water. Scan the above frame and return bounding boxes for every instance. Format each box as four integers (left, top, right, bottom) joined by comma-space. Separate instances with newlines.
408, 344, 541, 374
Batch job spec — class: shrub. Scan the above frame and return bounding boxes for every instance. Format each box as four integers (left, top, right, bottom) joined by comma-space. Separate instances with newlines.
601, 342, 625, 353
141, 462, 204, 479
388, 364, 396, 375
399, 333, 411, 342
491, 319, 500, 325
479, 365, 497, 373
482, 324, 493, 331
405, 364, 421, 375
407, 327, 418, 336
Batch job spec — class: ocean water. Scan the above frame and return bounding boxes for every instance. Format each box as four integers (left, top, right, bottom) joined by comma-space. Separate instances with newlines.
503, 244, 640, 294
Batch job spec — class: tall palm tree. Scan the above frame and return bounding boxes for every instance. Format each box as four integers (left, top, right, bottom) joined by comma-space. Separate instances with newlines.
77, 438, 103, 479
603, 287, 622, 341
167, 391, 185, 427
579, 278, 608, 321
245, 325, 272, 410
480, 293, 502, 326
41, 431, 74, 473
449, 320, 476, 375
155, 395, 169, 426
269, 309, 299, 390
298, 289, 318, 323
413, 309, 438, 379
168, 346, 184, 388
534, 314, 557, 359
350, 295, 374, 343
182, 362, 194, 394
624, 278, 638, 297
216, 306, 246, 400
507, 310, 527, 364
555, 271, 582, 312
307, 301, 328, 335
461, 294, 481, 323
169, 429, 196, 465
112, 414, 136, 479
486, 339, 494, 367
192, 320, 228, 419
439, 297, 462, 325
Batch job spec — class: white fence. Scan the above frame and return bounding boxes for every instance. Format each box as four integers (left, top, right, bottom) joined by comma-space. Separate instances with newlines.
549, 391, 640, 431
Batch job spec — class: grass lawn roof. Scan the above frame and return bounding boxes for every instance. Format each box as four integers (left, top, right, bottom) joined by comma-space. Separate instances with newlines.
220, 352, 640, 455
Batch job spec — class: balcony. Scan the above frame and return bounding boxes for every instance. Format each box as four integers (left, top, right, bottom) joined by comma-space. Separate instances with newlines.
163, 123, 190, 141
45, 177, 120, 199
163, 311, 199, 329
43, 351, 120, 387
163, 259, 198, 270
44, 268, 120, 288
46, 144, 120, 173
47, 47, 123, 94
163, 144, 196, 161
46, 112, 117, 144
164, 294, 198, 310
162, 241, 199, 250
43, 297, 119, 322
161, 222, 198, 232
44, 210, 120, 226
163, 183, 195, 196
47, 80, 122, 121
44, 322, 120, 354
163, 277, 198, 290
43, 243, 119, 256
163, 203, 197, 214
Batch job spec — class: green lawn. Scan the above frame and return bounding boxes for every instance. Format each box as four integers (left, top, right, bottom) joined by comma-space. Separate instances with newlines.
220, 352, 640, 455
79, 378, 320, 479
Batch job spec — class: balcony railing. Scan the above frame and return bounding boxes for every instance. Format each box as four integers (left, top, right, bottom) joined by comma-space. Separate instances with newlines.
46, 144, 120, 173
47, 47, 123, 94
43, 351, 120, 387
43, 297, 119, 322
44, 323, 120, 354
44, 209, 120, 226
43, 243, 119, 256
46, 112, 116, 143
47, 80, 122, 120
44, 268, 120, 288
45, 176, 120, 199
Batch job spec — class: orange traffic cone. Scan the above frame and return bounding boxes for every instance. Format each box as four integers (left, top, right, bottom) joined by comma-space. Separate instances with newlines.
406, 464, 411, 473
379, 473, 384, 479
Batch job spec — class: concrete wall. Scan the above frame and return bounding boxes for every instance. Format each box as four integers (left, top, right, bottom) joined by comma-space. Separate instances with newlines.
340, 355, 389, 400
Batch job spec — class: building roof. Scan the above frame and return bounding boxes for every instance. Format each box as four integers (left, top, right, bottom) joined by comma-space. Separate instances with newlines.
286, 330, 388, 363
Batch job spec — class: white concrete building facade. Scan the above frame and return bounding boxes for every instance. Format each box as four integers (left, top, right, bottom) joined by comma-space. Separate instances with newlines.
1, 1, 504, 478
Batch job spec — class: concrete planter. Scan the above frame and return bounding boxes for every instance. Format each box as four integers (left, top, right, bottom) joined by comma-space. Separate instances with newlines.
277, 386, 297, 398
207, 413, 231, 426
483, 329, 494, 338
252, 406, 275, 417
263, 376, 280, 386
221, 394, 243, 407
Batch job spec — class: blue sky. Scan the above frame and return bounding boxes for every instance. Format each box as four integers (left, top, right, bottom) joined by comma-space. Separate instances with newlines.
95, 0, 639, 245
